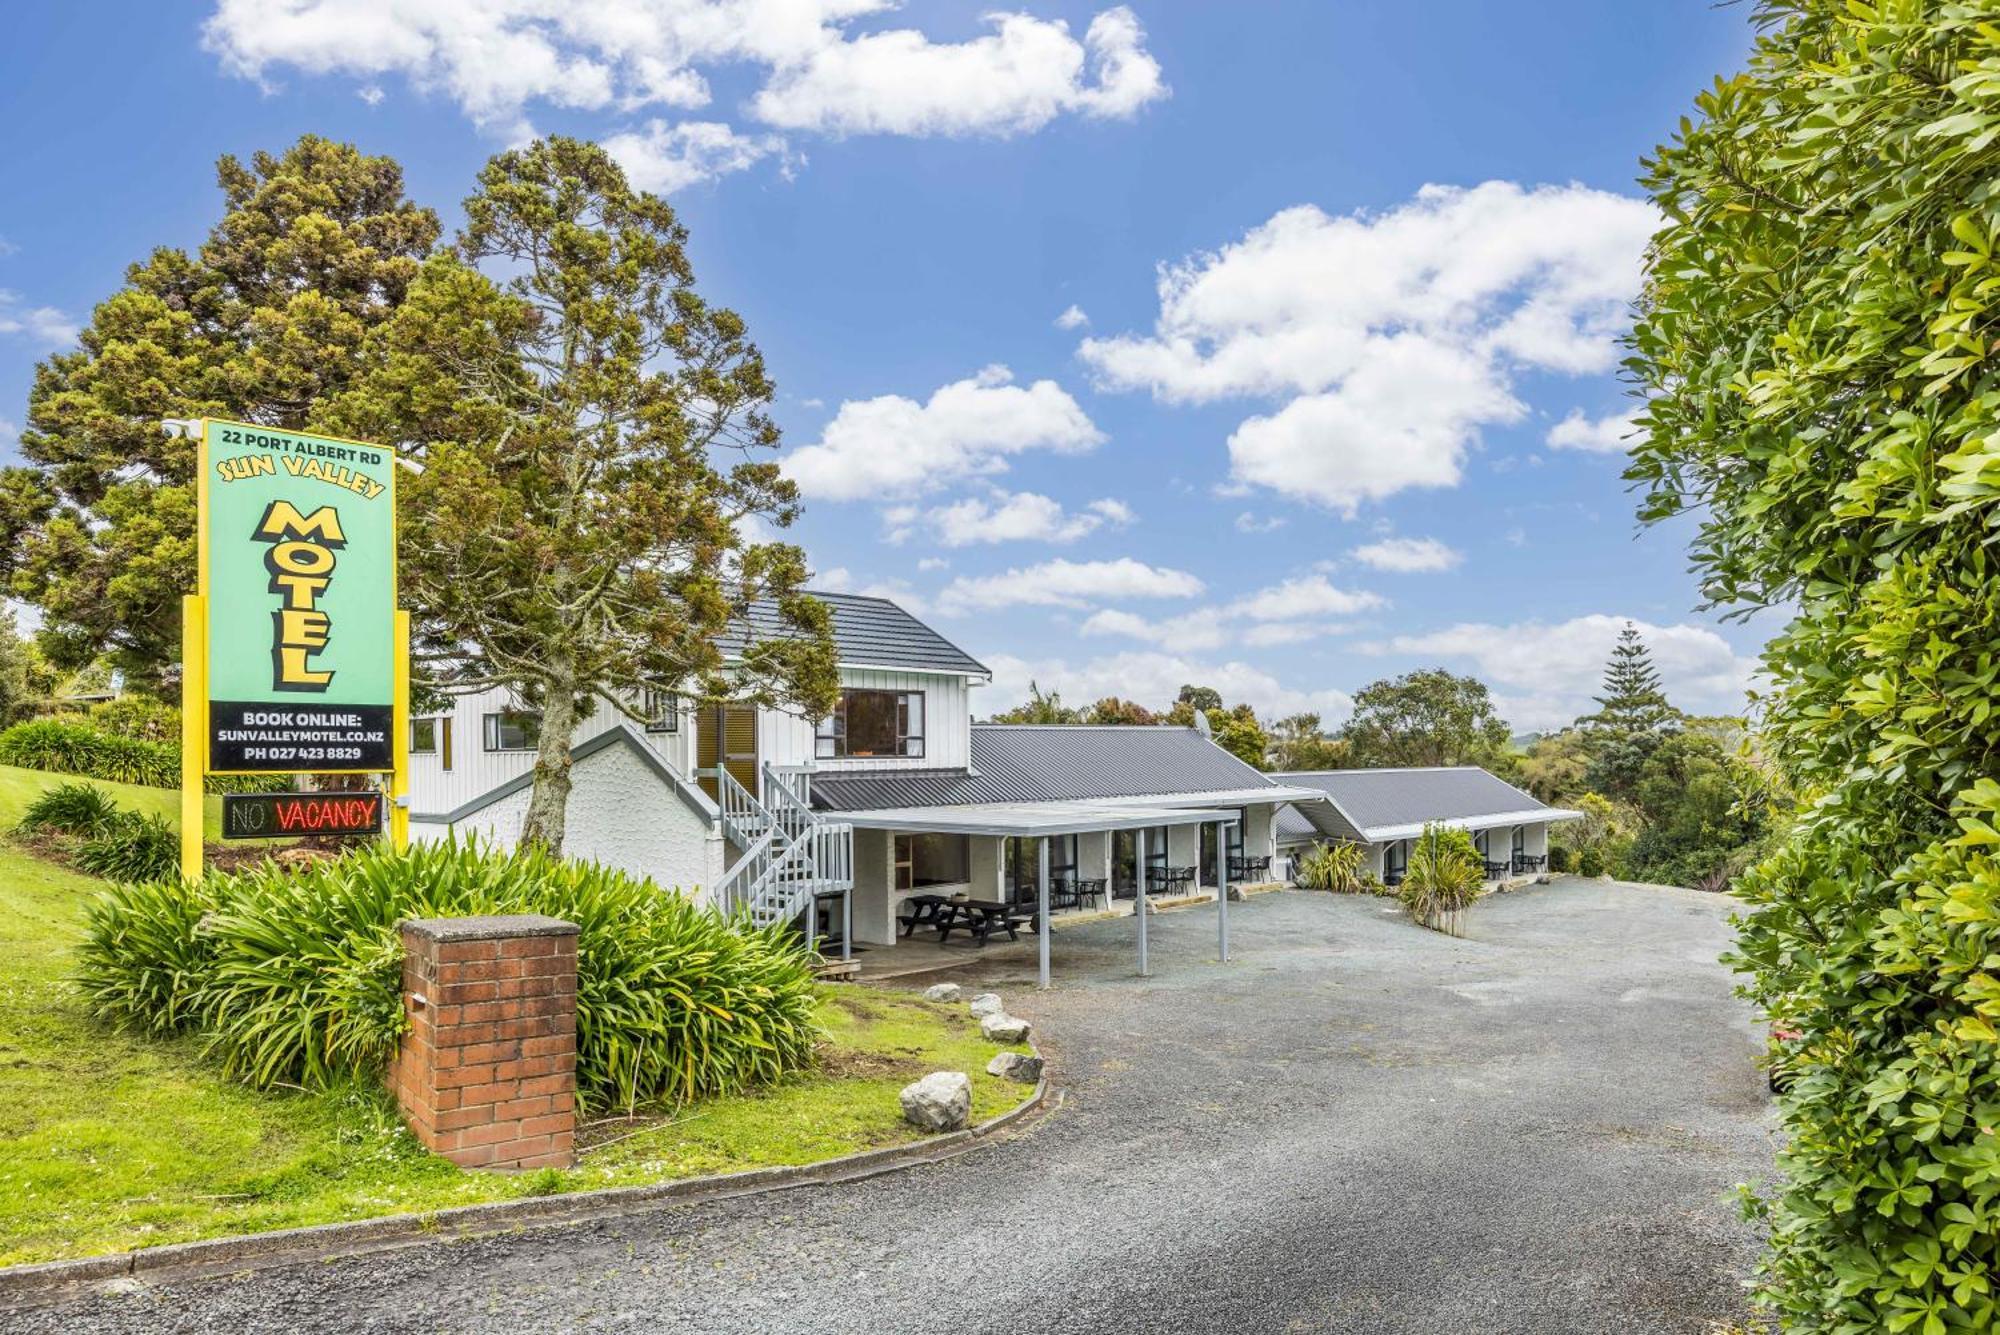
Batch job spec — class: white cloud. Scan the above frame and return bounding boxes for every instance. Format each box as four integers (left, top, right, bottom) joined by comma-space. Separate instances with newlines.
813, 565, 927, 614
1234, 511, 1286, 534
936, 557, 1201, 615
1366, 613, 1757, 732
783, 366, 1103, 501
917, 556, 949, 572
895, 491, 1134, 547
985, 649, 1355, 723
752, 7, 1165, 136
357, 83, 385, 105
1237, 574, 1383, 621
602, 119, 789, 193
1054, 303, 1090, 331
1546, 407, 1638, 455
204, 1, 1164, 152
0, 292, 77, 347
1079, 182, 1659, 511
1349, 536, 1461, 573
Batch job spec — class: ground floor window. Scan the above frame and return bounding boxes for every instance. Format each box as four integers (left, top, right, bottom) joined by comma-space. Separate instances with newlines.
1112, 826, 1170, 898
1199, 813, 1247, 876
1002, 834, 1078, 904
895, 832, 969, 891
1511, 825, 1526, 859
1385, 839, 1409, 882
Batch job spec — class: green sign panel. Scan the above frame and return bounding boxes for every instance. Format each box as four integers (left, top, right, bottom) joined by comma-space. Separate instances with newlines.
201, 420, 397, 773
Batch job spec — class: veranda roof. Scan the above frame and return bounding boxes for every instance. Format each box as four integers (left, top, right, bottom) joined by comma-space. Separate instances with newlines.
832, 800, 1240, 838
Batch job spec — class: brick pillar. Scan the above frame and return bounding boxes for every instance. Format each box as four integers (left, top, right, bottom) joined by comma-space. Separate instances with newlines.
389, 914, 580, 1171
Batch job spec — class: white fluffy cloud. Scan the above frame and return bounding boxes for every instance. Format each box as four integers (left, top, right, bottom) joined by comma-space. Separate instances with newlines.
751, 7, 1164, 136
813, 565, 927, 613
1368, 613, 1757, 732
1054, 304, 1090, 331
600, 120, 789, 193
1080, 182, 1659, 511
1546, 407, 1638, 454
1349, 536, 1461, 573
896, 491, 1132, 547
0, 292, 77, 348
985, 650, 1355, 724
935, 557, 1201, 615
1077, 573, 1380, 651
784, 366, 1103, 502
205, 0, 1164, 152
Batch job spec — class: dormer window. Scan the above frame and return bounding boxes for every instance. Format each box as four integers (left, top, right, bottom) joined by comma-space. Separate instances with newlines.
817, 689, 925, 759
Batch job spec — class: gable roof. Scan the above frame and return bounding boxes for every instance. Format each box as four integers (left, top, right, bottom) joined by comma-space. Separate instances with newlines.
1273, 766, 1579, 843
717, 591, 989, 678
812, 724, 1313, 812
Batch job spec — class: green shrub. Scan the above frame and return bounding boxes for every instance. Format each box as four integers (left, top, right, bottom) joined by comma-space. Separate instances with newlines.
18, 781, 123, 836
1576, 845, 1605, 879
87, 696, 180, 742
1546, 845, 1571, 874
1293, 841, 1366, 893
74, 813, 180, 883
0, 718, 258, 792
74, 839, 821, 1113
1399, 824, 1482, 934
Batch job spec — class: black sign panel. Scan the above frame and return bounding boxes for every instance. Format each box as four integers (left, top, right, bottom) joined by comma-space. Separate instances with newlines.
209, 701, 393, 773
222, 790, 385, 840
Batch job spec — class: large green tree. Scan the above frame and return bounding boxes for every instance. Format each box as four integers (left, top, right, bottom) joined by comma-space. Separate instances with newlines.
332, 137, 834, 854
1268, 712, 1352, 771
1576, 622, 1683, 799
1631, 4, 2000, 1325
1, 137, 438, 695
1339, 668, 1511, 769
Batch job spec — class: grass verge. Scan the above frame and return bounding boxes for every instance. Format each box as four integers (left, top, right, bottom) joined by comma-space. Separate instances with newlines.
0, 768, 1030, 1266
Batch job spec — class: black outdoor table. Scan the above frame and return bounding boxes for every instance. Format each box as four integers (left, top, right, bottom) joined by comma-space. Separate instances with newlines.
1513, 853, 1548, 874
1072, 877, 1108, 911
934, 900, 1032, 946
1483, 859, 1511, 881
897, 893, 950, 938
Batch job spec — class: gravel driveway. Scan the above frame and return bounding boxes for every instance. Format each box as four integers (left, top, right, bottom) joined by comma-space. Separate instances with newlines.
9, 880, 1776, 1335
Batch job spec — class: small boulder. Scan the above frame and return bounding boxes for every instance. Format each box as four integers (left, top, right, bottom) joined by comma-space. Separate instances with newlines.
921, 982, 962, 1003
986, 1051, 1043, 1083
968, 992, 1004, 1018
899, 1071, 972, 1133
1226, 885, 1246, 902
981, 1012, 1032, 1043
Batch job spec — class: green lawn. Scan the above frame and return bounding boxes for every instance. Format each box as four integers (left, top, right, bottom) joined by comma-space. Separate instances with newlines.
0, 767, 1030, 1266
0, 764, 225, 840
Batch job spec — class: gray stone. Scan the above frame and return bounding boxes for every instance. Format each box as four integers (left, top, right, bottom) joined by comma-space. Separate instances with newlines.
968, 992, 1004, 1018
898, 1071, 971, 1133
921, 982, 962, 1003
981, 1013, 1032, 1043
1227, 885, 1246, 902
986, 1051, 1043, 1083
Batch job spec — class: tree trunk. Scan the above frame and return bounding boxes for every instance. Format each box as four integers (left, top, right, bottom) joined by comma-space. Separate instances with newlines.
520, 680, 578, 857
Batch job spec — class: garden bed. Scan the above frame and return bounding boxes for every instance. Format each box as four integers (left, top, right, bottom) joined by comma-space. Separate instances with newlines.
0, 770, 1030, 1266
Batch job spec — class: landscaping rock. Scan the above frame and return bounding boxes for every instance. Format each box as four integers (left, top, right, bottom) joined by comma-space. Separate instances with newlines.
1536, 873, 1554, 885
986, 1051, 1043, 1083
981, 1013, 1032, 1043
921, 982, 962, 1003
968, 992, 1004, 1018
899, 1071, 972, 1133
1227, 885, 1246, 902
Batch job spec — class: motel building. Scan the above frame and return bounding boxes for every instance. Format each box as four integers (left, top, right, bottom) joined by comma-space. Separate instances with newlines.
407, 593, 1577, 981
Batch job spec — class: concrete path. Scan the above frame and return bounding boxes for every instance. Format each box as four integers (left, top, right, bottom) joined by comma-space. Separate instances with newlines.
13, 880, 1776, 1335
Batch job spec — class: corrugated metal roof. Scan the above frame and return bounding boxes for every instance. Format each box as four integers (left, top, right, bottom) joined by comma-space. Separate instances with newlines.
812, 724, 1285, 811
1271, 767, 1560, 839
716, 591, 988, 677
1274, 804, 1321, 843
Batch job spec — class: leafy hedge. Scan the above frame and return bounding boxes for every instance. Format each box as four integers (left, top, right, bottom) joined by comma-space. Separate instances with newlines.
74, 839, 821, 1113
1631, 6, 2000, 1326
0, 719, 258, 793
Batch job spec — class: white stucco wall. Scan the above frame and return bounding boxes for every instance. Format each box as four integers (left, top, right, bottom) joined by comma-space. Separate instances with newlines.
850, 827, 896, 945
411, 738, 724, 901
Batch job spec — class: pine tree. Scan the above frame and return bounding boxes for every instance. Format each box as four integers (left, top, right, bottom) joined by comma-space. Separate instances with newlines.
1576, 623, 1680, 797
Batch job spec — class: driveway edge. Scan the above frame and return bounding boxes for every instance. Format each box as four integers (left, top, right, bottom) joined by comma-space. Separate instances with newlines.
0, 1055, 1052, 1308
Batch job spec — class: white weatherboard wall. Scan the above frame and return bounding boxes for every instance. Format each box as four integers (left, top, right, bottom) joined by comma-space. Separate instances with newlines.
412, 738, 725, 899
410, 685, 694, 817
756, 668, 974, 773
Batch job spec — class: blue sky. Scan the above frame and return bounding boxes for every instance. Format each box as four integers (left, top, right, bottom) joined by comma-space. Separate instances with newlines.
0, 1, 1763, 731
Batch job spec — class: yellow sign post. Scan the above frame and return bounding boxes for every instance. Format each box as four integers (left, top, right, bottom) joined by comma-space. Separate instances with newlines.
176, 418, 406, 881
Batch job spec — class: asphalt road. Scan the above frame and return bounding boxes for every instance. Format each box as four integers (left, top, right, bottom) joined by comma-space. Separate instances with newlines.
10, 880, 1776, 1335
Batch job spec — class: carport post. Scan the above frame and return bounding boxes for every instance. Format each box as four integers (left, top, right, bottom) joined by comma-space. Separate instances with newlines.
1037, 837, 1052, 990
1136, 827, 1150, 977
1215, 817, 1230, 963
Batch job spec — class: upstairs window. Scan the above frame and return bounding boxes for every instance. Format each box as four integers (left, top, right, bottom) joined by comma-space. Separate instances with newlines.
483, 710, 541, 752
642, 687, 680, 734
816, 689, 924, 759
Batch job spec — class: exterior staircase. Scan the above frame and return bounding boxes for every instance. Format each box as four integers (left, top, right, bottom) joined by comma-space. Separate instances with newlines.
710, 764, 855, 958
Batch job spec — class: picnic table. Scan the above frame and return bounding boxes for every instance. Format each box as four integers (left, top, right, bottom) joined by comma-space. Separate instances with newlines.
897, 893, 951, 938
934, 898, 1035, 946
